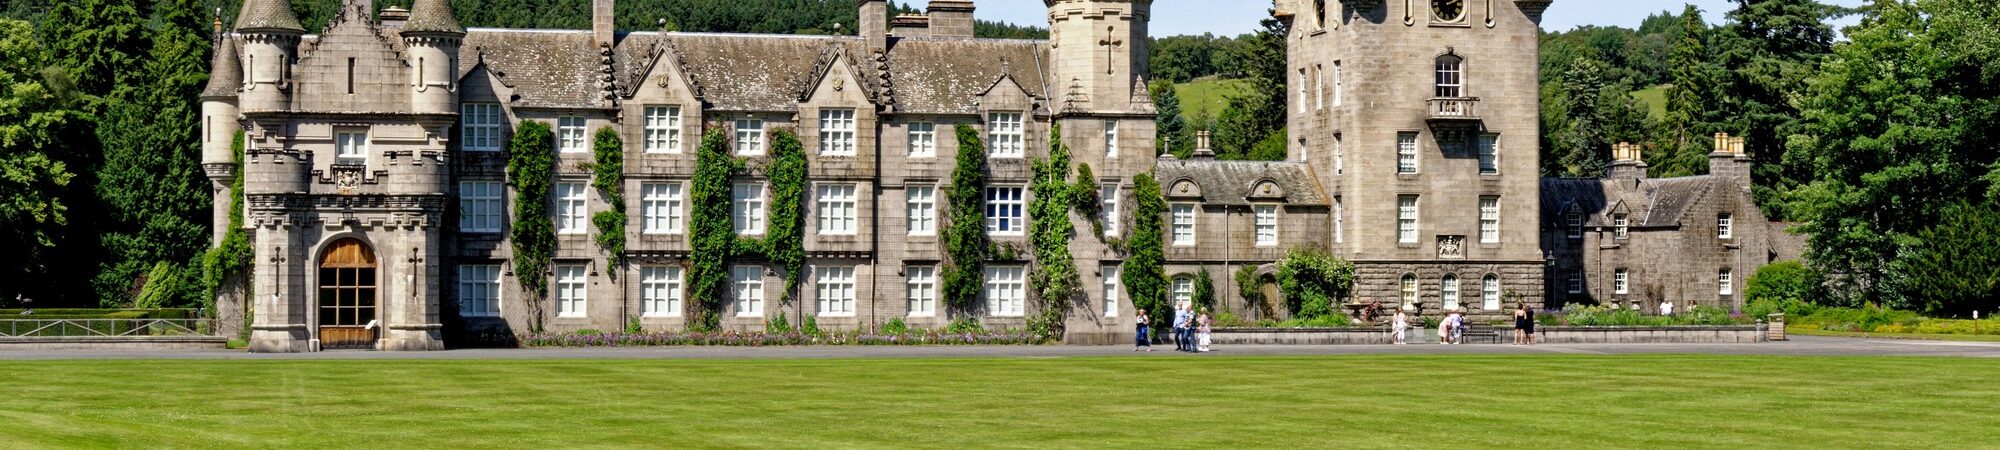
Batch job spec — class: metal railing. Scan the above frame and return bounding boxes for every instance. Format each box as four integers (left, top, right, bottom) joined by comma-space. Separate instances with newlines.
0, 318, 216, 338
1429, 97, 1481, 120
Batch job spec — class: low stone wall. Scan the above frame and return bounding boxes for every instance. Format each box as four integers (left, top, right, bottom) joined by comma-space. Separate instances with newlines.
1536, 325, 1767, 344
1213, 325, 1767, 345
0, 336, 228, 350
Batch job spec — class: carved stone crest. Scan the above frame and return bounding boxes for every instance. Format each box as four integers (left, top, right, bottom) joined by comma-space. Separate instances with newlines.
1438, 235, 1465, 259
332, 164, 364, 194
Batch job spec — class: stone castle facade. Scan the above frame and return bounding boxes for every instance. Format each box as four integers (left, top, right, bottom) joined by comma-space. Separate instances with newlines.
202, 0, 1794, 352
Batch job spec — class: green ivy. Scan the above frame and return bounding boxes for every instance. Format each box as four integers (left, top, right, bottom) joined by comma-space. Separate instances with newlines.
758, 130, 808, 305
1235, 265, 1265, 312
1193, 268, 1215, 312
1277, 247, 1355, 319
1125, 173, 1169, 336
688, 128, 740, 331
508, 121, 557, 331
200, 131, 252, 312
589, 127, 627, 266
941, 124, 990, 316
1072, 162, 1106, 240
1028, 124, 1083, 340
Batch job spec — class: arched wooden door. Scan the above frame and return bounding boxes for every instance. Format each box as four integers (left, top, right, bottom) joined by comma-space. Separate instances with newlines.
318, 239, 378, 349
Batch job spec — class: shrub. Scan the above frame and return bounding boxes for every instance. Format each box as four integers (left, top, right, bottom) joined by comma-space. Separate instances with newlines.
1276, 247, 1354, 319
802, 315, 823, 337
766, 314, 792, 333
575, 329, 602, 336
944, 317, 984, 334
1746, 261, 1820, 304
1273, 314, 1351, 328
881, 318, 909, 335
625, 316, 642, 334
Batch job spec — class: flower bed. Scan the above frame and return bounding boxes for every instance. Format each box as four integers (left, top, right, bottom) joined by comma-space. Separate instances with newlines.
1535, 304, 1755, 327
525, 330, 1048, 348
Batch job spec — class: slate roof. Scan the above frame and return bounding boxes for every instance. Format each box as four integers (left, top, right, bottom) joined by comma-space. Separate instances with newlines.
403, 0, 465, 35
1540, 175, 1718, 227
235, 0, 304, 33
461, 29, 609, 109
660, 33, 863, 112
201, 39, 241, 99
886, 37, 1048, 114
1152, 157, 1328, 206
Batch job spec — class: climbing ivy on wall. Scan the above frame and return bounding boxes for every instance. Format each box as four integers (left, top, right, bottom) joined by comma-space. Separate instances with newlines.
755, 130, 808, 305
1028, 124, 1081, 339
1125, 173, 1169, 336
589, 127, 627, 266
941, 124, 990, 316
688, 128, 739, 331
508, 121, 557, 330
200, 131, 252, 311
1072, 162, 1106, 243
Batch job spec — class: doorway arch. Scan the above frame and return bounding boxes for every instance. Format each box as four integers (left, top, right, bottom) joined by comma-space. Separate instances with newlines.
318, 238, 378, 349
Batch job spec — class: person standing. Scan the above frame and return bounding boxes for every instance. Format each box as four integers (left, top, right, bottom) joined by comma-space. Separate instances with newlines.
1447, 311, 1464, 345
1172, 302, 1192, 352
1660, 300, 1675, 316
1523, 304, 1537, 346
1134, 309, 1153, 351
1392, 310, 1409, 345
1196, 310, 1213, 352
1512, 304, 1528, 345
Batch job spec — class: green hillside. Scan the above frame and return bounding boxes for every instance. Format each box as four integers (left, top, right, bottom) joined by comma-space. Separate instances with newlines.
1632, 85, 1669, 119
1174, 77, 1250, 120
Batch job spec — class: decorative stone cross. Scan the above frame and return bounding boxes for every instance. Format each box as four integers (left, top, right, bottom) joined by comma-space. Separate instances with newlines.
1099, 26, 1123, 75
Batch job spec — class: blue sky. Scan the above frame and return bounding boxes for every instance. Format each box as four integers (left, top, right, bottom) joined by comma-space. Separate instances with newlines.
978, 0, 1868, 37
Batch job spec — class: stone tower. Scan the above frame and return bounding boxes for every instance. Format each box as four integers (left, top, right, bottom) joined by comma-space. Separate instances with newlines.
200, 28, 243, 245
402, 0, 464, 116
1046, 0, 1150, 113
234, 0, 303, 114
1280, 0, 1554, 317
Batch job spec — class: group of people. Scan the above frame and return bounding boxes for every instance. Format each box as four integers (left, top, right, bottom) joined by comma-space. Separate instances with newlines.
1387, 303, 1538, 345
1133, 301, 1211, 352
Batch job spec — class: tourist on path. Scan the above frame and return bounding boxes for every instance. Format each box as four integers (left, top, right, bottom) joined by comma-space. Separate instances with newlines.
1134, 309, 1153, 352
1173, 302, 1193, 352
1196, 310, 1213, 352
1447, 310, 1464, 345
1437, 312, 1452, 345
1522, 303, 1537, 346
1392, 310, 1409, 345
1660, 300, 1675, 316
1512, 305, 1528, 345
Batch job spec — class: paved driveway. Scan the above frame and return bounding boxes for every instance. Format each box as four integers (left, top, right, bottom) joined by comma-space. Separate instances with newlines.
2, 335, 1997, 360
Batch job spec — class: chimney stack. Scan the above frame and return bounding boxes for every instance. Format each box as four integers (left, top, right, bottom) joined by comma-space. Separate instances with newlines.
926, 1, 975, 39
593, 0, 615, 48
379, 6, 409, 29
1711, 132, 1751, 186
860, 0, 887, 51
1193, 130, 1216, 160
1607, 142, 1648, 184
890, 14, 931, 37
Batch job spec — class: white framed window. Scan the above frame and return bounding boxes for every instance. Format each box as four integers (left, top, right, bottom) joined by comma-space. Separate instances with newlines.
1478, 134, 1499, 174
1171, 203, 1197, 246
1102, 265, 1121, 317
1332, 60, 1343, 107
457, 264, 500, 317
985, 186, 1025, 236
556, 116, 586, 153
1100, 184, 1121, 237
1613, 213, 1629, 239
1397, 132, 1419, 174
1442, 275, 1460, 310
460, 103, 502, 152
1479, 196, 1500, 244
1172, 277, 1194, 305
734, 119, 765, 156
733, 265, 764, 317
1400, 274, 1418, 306
818, 109, 856, 156
815, 265, 856, 317
1397, 195, 1419, 244
640, 266, 683, 317
642, 106, 682, 154
459, 181, 503, 233
1614, 268, 1630, 294
985, 266, 1025, 316
1436, 55, 1464, 98
816, 183, 858, 235
1481, 274, 1501, 311
907, 265, 936, 317
1254, 204, 1279, 247
1718, 213, 1734, 239
1719, 268, 1734, 295
555, 265, 587, 318
732, 182, 766, 235
908, 121, 936, 157
641, 182, 684, 234
1566, 209, 1584, 240
335, 129, 368, 163
1567, 270, 1584, 294
1334, 197, 1345, 244
988, 112, 1024, 158
906, 185, 937, 236
556, 182, 588, 235
1104, 120, 1119, 157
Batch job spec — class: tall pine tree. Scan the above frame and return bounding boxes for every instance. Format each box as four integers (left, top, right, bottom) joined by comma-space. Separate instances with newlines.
1656, 4, 1718, 178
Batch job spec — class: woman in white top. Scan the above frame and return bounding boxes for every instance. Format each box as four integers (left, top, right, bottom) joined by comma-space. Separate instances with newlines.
1392, 311, 1409, 345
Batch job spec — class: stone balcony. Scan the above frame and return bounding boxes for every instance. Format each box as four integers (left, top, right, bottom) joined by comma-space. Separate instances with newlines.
1428, 97, 1481, 123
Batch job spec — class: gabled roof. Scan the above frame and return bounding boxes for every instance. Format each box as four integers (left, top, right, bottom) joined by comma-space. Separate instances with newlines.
1540, 175, 1720, 227
460, 29, 607, 109
1152, 157, 1328, 206
886, 38, 1048, 115
235, 0, 304, 33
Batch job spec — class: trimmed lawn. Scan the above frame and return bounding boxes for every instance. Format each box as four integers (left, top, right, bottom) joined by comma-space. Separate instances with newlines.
1789, 328, 2000, 342
2, 355, 1997, 448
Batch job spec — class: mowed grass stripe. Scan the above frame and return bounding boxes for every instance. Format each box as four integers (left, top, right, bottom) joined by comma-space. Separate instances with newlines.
0, 356, 1995, 449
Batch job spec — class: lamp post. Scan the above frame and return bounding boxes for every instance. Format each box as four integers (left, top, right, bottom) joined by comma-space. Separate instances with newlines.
1543, 250, 1555, 310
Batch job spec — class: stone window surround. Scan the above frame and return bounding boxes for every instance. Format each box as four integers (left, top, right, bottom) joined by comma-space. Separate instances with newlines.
985, 265, 1026, 317
815, 265, 857, 317
906, 265, 937, 317
640, 265, 684, 317
457, 264, 501, 317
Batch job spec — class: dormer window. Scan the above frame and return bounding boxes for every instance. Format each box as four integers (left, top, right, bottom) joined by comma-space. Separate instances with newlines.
1613, 213, 1629, 240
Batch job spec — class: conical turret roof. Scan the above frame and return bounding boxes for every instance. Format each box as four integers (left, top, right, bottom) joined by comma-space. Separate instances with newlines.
403, 0, 465, 35
234, 0, 304, 33
200, 39, 242, 99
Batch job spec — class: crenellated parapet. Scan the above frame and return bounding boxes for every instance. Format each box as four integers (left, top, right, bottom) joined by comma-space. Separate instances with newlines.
243, 148, 311, 194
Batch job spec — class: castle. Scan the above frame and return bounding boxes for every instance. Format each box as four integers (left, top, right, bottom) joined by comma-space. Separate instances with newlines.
201, 0, 1796, 352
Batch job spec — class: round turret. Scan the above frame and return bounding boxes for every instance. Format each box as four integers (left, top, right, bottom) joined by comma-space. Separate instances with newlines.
403, 0, 465, 116
235, 0, 304, 113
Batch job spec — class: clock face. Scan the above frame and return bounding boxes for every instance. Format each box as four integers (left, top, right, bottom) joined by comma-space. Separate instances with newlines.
1433, 0, 1466, 22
